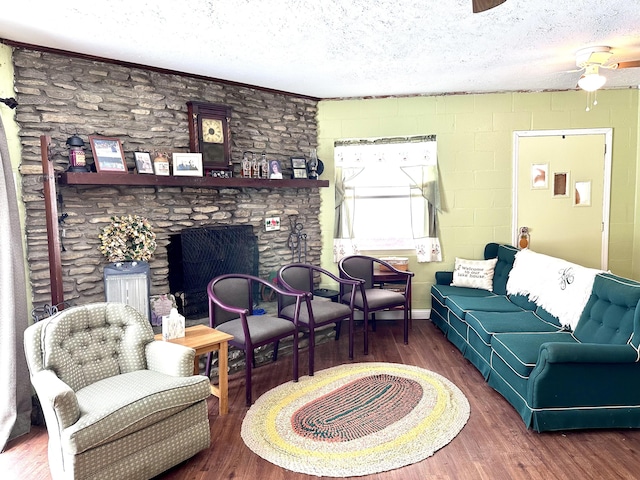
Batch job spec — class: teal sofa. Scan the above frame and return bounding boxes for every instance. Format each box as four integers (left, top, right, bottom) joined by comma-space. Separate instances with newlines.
430, 243, 640, 432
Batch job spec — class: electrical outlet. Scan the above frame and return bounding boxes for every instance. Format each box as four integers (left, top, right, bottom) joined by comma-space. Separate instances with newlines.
265, 216, 281, 231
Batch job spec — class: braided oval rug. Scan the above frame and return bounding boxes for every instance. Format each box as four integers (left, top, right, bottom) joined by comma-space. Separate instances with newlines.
241, 362, 470, 477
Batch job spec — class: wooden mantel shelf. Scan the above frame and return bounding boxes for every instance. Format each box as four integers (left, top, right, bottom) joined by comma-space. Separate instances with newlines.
59, 172, 329, 188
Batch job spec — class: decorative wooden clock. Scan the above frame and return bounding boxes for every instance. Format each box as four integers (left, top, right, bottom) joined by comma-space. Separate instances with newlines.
187, 101, 232, 173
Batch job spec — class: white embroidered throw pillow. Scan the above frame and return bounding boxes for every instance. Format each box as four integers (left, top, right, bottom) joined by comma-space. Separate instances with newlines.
451, 257, 498, 291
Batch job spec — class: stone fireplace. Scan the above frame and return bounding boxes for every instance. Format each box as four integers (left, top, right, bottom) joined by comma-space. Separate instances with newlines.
10, 46, 324, 311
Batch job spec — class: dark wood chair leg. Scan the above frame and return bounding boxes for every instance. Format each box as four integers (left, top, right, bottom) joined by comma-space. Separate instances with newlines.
245, 349, 253, 406
364, 308, 370, 355
348, 315, 354, 359
404, 303, 409, 345
334, 320, 342, 341
308, 327, 315, 376
273, 340, 279, 361
293, 331, 299, 382
205, 351, 212, 377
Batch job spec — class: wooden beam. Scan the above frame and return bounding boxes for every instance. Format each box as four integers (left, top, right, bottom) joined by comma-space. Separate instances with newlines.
40, 135, 64, 307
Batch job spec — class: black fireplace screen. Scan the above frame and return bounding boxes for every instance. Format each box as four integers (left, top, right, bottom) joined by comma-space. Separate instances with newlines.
168, 225, 259, 318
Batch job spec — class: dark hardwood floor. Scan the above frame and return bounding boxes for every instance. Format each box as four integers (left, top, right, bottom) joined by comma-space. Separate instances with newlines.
3, 320, 640, 479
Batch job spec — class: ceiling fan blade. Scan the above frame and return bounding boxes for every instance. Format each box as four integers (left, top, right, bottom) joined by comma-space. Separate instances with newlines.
472, 0, 507, 13
615, 60, 640, 69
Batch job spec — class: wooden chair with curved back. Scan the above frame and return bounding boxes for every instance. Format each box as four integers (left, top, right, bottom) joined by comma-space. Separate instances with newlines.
205, 273, 305, 405
277, 263, 359, 375
338, 255, 414, 355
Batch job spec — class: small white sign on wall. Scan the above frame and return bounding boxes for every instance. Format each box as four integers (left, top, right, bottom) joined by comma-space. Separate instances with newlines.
265, 217, 281, 231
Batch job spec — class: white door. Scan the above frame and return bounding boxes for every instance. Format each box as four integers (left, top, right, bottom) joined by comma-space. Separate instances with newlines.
513, 129, 612, 270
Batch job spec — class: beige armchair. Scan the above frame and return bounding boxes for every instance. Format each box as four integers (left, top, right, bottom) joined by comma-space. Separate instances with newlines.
24, 303, 211, 480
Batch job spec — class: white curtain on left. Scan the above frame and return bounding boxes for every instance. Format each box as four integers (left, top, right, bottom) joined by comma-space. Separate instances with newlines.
333, 165, 363, 262
0, 114, 31, 451
333, 136, 442, 263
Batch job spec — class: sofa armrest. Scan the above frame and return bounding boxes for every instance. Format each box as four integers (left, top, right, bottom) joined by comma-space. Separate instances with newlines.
435, 271, 453, 285
146, 340, 195, 377
31, 369, 80, 430
527, 342, 640, 409
539, 342, 638, 364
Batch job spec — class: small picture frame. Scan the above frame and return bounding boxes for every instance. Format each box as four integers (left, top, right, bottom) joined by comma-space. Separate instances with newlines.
553, 172, 569, 197
291, 157, 306, 169
153, 152, 171, 176
531, 163, 548, 189
292, 168, 308, 179
172, 152, 203, 176
291, 157, 307, 179
134, 152, 154, 174
89, 136, 127, 173
574, 181, 591, 206
269, 160, 283, 179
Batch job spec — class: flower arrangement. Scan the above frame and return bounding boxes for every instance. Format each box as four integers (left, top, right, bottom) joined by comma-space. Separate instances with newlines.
99, 214, 157, 262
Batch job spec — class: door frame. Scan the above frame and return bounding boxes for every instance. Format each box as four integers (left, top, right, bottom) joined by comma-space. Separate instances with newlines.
512, 128, 612, 270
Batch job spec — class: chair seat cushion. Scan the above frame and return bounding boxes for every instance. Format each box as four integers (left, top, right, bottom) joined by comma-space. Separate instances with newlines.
64, 369, 210, 454
342, 289, 405, 311
281, 300, 352, 327
216, 315, 296, 345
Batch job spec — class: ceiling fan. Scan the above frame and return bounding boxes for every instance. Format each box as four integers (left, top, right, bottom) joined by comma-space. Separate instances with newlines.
574, 46, 640, 91
473, 0, 507, 13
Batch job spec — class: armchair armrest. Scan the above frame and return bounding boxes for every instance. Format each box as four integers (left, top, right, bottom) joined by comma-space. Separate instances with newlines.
30, 369, 80, 430
435, 271, 453, 285
146, 340, 196, 377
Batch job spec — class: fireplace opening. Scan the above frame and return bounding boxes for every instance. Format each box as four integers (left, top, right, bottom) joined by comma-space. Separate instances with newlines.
168, 225, 259, 318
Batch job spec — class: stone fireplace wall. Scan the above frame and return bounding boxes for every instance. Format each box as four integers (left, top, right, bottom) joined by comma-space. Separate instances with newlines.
11, 47, 322, 310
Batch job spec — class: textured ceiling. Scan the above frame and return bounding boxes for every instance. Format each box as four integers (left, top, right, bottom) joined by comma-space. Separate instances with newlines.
1, 0, 640, 98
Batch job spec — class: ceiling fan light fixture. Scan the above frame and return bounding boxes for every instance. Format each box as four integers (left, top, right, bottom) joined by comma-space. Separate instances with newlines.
578, 65, 606, 92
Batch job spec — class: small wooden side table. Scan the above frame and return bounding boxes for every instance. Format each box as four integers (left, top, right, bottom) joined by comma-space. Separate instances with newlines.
155, 324, 234, 415
373, 269, 413, 326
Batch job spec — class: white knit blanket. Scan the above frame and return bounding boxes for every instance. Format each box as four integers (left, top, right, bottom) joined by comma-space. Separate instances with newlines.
506, 249, 603, 330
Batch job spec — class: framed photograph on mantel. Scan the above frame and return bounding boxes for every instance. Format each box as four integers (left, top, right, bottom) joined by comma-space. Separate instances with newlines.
290, 156, 307, 179
89, 136, 128, 173
172, 152, 203, 176
134, 152, 154, 174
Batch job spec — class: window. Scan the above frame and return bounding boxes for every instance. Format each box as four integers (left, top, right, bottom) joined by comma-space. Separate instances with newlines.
334, 136, 442, 262
342, 164, 424, 250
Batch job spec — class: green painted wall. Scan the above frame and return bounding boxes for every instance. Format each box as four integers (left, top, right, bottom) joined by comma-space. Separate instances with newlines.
318, 89, 640, 309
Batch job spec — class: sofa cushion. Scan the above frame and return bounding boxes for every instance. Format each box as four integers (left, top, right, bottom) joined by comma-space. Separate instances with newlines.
445, 294, 524, 321
451, 257, 498, 291
574, 273, 640, 345
491, 331, 577, 378
508, 293, 538, 311
431, 284, 495, 305
466, 310, 562, 348
64, 369, 211, 455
